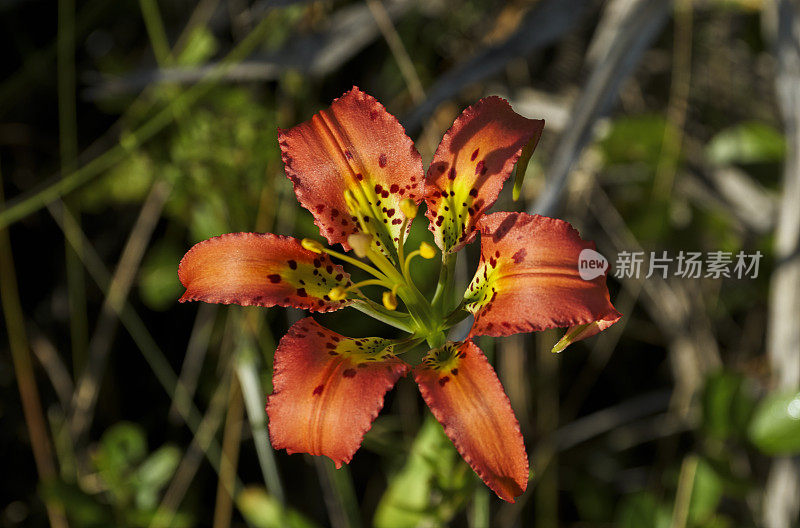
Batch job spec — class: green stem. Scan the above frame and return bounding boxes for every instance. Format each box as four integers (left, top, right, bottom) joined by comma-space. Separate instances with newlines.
431, 252, 456, 317
138, 0, 172, 65
351, 299, 415, 333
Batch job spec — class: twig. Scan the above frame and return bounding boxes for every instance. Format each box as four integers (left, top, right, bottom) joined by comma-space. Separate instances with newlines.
670, 455, 699, 528
30, 332, 75, 411
47, 200, 228, 482
0, 169, 68, 528
58, 0, 89, 376
236, 347, 286, 505
153, 368, 235, 527
366, 0, 425, 104
212, 377, 244, 528
652, 0, 693, 198
69, 179, 172, 443
169, 303, 217, 423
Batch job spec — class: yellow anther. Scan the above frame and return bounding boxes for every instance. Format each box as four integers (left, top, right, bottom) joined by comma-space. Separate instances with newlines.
419, 241, 437, 259
382, 290, 398, 311
328, 286, 347, 301
400, 198, 418, 219
301, 238, 324, 253
347, 232, 373, 258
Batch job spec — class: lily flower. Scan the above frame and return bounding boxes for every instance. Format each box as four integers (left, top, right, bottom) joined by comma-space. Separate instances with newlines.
178, 87, 620, 502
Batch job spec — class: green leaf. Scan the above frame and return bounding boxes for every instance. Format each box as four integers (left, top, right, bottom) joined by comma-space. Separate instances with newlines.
706, 121, 785, 166
614, 492, 671, 528
702, 371, 757, 440
237, 487, 318, 528
93, 422, 148, 503
689, 458, 724, 524
747, 390, 800, 454
134, 445, 181, 509
373, 414, 468, 528
599, 115, 678, 167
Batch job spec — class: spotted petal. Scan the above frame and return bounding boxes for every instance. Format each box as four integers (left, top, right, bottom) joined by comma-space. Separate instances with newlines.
279, 87, 424, 255
425, 97, 544, 253
179, 233, 351, 312
465, 212, 620, 337
267, 318, 410, 468
415, 341, 528, 502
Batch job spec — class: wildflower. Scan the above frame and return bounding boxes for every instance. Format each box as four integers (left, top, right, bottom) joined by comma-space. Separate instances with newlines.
178, 87, 620, 502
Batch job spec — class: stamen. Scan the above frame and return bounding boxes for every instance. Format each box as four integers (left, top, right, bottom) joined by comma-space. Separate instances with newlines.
382, 290, 398, 310
328, 286, 347, 301
399, 198, 417, 219
328, 278, 394, 302
344, 190, 371, 234
312, 243, 390, 283
402, 242, 438, 280
301, 238, 324, 253
419, 242, 436, 259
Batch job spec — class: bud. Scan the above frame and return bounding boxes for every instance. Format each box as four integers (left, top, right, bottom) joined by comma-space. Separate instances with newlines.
328, 286, 347, 301
419, 241, 436, 259
301, 238, 324, 253
551, 322, 596, 353
347, 232, 373, 258
399, 198, 418, 219
382, 290, 398, 310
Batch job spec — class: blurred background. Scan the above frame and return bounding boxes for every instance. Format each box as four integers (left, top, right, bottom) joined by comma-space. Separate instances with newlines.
2, 0, 800, 526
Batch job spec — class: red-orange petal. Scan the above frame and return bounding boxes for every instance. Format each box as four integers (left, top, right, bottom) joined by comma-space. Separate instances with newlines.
465, 212, 620, 337
179, 233, 351, 312
279, 87, 424, 254
414, 341, 528, 502
424, 96, 544, 252
267, 318, 410, 468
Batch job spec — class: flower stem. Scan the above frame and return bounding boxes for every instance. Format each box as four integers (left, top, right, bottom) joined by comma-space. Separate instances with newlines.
431, 252, 457, 317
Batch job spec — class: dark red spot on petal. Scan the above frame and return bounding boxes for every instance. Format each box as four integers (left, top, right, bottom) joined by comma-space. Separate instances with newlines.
343, 369, 357, 378
267, 274, 281, 283
312, 385, 324, 395
448, 168, 457, 180
438, 376, 450, 387
288, 260, 297, 270
390, 184, 399, 193
379, 153, 387, 168
471, 148, 480, 161
475, 160, 485, 175
296, 288, 307, 297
